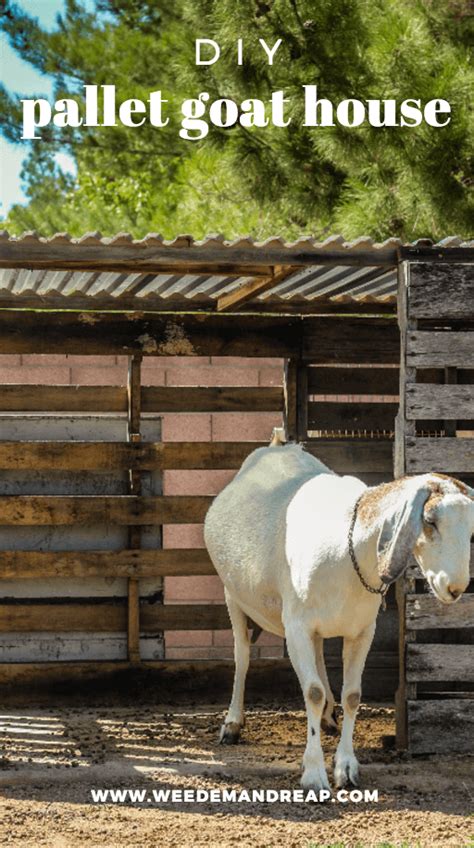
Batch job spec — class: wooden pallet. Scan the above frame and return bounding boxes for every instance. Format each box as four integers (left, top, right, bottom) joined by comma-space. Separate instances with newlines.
395, 256, 474, 753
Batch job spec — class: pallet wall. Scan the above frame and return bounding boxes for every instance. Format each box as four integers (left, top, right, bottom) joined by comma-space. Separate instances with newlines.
396, 259, 474, 753
0, 313, 402, 700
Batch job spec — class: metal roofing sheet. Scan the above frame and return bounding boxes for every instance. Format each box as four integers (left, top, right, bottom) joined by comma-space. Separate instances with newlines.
0, 232, 471, 311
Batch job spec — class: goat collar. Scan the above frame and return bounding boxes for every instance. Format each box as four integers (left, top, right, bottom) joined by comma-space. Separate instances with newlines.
348, 494, 388, 611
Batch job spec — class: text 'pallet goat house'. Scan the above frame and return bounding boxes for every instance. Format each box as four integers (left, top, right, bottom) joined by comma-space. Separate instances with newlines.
0, 231, 471, 753
395, 256, 474, 754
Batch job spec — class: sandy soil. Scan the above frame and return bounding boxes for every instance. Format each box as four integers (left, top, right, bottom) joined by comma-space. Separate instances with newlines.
0, 699, 471, 848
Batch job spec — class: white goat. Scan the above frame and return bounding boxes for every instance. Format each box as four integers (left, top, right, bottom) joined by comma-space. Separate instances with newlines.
204, 442, 473, 790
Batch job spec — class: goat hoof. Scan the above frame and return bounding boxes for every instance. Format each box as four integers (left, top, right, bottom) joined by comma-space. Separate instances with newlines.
301, 767, 330, 793
219, 722, 241, 745
334, 754, 360, 789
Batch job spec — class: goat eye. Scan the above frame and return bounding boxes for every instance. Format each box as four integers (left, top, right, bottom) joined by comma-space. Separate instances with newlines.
424, 516, 437, 529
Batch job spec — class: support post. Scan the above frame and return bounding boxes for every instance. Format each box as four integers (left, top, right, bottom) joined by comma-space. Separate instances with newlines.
127, 354, 142, 664
394, 260, 417, 749
283, 359, 308, 442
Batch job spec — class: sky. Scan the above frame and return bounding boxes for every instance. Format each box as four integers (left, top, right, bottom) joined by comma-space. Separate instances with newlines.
0, 1, 95, 217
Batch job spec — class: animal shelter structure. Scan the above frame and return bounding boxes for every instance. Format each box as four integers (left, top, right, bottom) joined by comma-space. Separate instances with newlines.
0, 231, 472, 755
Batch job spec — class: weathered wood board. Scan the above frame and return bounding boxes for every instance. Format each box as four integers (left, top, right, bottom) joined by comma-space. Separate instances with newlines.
405, 594, 474, 630
405, 437, 474, 473
408, 699, 474, 754
406, 384, 474, 420
0, 494, 212, 525
409, 262, 474, 319
0, 548, 215, 580
406, 644, 474, 682
0, 385, 283, 414
406, 332, 474, 368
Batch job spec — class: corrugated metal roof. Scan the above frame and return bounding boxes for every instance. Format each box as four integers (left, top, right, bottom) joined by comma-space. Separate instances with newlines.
0, 231, 471, 312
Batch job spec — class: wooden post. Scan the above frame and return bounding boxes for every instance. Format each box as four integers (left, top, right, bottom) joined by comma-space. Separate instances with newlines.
127, 354, 142, 664
283, 359, 308, 443
394, 260, 417, 749
283, 359, 298, 441
297, 364, 309, 441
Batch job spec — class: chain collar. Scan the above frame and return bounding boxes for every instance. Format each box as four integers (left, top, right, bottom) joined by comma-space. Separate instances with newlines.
348, 493, 388, 611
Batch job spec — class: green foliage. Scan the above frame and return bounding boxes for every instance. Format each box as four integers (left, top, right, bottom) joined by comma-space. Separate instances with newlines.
1, 0, 472, 239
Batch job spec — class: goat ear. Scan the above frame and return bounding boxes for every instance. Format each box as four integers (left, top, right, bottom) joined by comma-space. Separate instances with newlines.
377, 485, 431, 585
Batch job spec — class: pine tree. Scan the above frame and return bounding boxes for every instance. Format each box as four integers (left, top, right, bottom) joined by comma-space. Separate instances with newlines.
1, 0, 472, 239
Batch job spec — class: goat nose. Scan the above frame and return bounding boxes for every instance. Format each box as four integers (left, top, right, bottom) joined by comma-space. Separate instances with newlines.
448, 587, 462, 600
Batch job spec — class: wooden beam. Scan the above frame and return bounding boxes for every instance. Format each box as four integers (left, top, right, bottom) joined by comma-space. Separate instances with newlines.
0, 602, 231, 632
0, 385, 283, 414
0, 495, 213, 525
0, 548, 215, 580
217, 266, 298, 312
0, 438, 395, 473
0, 294, 397, 314
0, 440, 268, 471
0, 239, 399, 273
0, 311, 301, 358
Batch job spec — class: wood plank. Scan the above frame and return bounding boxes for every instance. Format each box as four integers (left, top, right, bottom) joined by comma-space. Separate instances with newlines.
0, 603, 231, 632
304, 438, 393, 473
407, 332, 474, 368
302, 317, 399, 364
0, 549, 215, 579
0, 294, 397, 315
0, 239, 398, 273
0, 441, 268, 471
0, 495, 212, 525
406, 594, 474, 629
406, 546, 474, 580
0, 385, 126, 412
0, 436, 395, 481
217, 266, 298, 311
0, 312, 300, 358
405, 437, 474, 473
408, 698, 474, 755
406, 384, 474, 420
409, 262, 474, 319
308, 401, 397, 431
142, 386, 283, 412
308, 366, 399, 395
0, 385, 283, 414
407, 644, 474, 683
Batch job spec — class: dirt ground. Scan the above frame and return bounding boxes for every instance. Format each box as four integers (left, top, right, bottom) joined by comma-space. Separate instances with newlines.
0, 697, 471, 848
